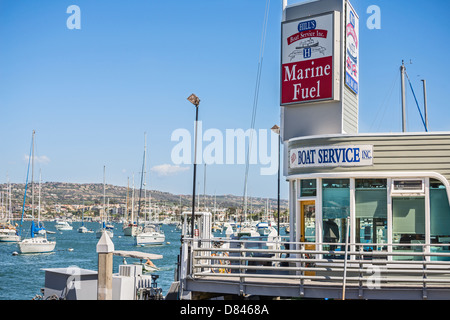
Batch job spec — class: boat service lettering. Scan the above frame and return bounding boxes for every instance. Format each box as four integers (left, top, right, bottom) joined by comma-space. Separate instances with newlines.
290, 145, 373, 169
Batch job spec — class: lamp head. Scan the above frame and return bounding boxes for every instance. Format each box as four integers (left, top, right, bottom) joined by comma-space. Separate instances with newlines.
187, 94, 200, 106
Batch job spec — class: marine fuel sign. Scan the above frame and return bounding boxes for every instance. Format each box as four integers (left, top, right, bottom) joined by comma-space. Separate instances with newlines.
281, 13, 335, 105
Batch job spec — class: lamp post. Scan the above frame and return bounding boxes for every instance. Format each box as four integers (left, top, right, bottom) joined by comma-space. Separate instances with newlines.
271, 124, 281, 237
187, 94, 200, 239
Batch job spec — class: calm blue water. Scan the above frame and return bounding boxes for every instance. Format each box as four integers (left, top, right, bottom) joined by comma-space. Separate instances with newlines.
0, 221, 182, 300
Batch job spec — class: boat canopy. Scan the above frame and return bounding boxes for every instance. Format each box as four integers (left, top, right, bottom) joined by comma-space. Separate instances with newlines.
113, 250, 163, 260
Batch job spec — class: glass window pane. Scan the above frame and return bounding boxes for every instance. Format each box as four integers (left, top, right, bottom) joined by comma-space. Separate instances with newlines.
355, 189, 387, 218
430, 181, 450, 237
392, 197, 425, 261
392, 197, 425, 235
355, 179, 387, 250
430, 179, 450, 261
303, 203, 315, 242
322, 179, 349, 258
300, 179, 316, 197
322, 179, 349, 219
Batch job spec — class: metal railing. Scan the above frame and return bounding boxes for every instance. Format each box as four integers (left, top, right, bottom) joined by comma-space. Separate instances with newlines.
180, 237, 450, 299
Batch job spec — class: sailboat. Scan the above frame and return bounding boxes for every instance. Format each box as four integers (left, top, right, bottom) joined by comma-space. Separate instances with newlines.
17, 130, 56, 254
134, 133, 165, 246
0, 180, 20, 242
96, 166, 113, 239
123, 175, 139, 236
78, 206, 88, 233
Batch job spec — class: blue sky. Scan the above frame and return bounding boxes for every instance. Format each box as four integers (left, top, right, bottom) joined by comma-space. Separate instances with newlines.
1, 0, 450, 201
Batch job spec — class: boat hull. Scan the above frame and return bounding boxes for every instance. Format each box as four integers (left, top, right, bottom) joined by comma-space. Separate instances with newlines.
135, 232, 165, 245
123, 225, 138, 236
0, 229, 20, 242
0, 234, 20, 242
78, 227, 88, 233
55, 222, 73, 231
18, 238, 56, 254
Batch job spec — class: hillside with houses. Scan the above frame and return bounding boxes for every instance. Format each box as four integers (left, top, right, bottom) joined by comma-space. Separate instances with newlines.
0, 182, 288, 223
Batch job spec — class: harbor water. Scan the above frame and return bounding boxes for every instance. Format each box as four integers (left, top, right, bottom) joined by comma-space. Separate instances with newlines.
0, 221, 181, 300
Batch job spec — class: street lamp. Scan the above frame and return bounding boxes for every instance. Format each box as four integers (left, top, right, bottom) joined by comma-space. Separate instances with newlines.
271, 125, 281, 237
188, 94, 200, 238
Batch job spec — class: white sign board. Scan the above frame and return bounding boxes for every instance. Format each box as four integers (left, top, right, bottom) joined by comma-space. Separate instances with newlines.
345, 1, 359, 95
281, 13, 335, 105
290, 145, 373, 169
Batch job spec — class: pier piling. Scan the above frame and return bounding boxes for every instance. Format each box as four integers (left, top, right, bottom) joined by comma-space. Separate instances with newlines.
96, 230, 114, 300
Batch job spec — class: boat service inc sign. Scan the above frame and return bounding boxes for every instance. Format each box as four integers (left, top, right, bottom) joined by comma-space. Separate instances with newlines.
281, 13, 335, 105
345, 1, 359, 95
290, 145, 373, 169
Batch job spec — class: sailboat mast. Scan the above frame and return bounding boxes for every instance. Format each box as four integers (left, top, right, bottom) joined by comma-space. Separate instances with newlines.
103, 165, 106, 223
400, 61, 407, 132
144, 133, 148, 222
137, 132, 146, 224
131, 173, 135, 224
126, 177, 129, 222
38, 169, 41, 224
422, 79, 428, 130
8, 177, 12, 222
31, 130, 35, 220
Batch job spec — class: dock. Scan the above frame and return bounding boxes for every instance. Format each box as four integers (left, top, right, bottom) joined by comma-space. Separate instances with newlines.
178, 237, 450, 300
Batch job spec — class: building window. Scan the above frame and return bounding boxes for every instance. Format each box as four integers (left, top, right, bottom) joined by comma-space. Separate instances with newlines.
430, 179, 450, 260
355, 179, 387, 253
322, 179, 350, 256
392, 197, 425, 260
300, 179, 316, 197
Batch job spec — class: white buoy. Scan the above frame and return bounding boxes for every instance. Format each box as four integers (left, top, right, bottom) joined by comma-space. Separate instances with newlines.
12, 251, 18, 256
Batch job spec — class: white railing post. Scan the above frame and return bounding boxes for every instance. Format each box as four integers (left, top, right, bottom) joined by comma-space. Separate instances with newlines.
341, 217, 350, 300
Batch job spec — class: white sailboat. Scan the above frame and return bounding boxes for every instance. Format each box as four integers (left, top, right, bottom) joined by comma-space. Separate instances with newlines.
17, 131, 56, 254
78, 206, 88, 233
134, 133, 165, 246
96, 166, 113, 238
123, 174, 139, 236
0, 180, 20, 242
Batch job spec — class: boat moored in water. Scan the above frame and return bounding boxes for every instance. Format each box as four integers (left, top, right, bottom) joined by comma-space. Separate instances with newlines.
55, 220, 73, 231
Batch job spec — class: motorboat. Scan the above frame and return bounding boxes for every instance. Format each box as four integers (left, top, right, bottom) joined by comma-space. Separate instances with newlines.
135, 223, 165, 246
77, 225, 88, 233
0, 224, 20, 242
55, 220, 73, 231
135, 259, 160, 273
